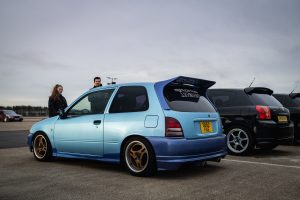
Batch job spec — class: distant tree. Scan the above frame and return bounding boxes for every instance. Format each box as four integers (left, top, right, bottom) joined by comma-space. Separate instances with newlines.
1, 105, 49, 117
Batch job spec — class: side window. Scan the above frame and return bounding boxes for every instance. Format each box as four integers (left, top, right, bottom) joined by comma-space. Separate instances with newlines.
109, 86, 149, 113
208, 91, 232, 108
209, 90, 251, 108
67, 89, 114, 116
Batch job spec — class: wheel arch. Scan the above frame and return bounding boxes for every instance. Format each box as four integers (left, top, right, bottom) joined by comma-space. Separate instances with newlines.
223, 117, 254, 135
120, 135, 157, 163
30, 131, 53, 150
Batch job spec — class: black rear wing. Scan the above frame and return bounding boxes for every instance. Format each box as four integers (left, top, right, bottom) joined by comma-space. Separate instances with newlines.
244, 87, 273, 95
168, 76, 216, 89
154, 76, 216, 110
289, 93, 300, 99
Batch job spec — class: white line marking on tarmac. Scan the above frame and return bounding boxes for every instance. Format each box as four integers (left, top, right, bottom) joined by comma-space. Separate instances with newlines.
223, 159, 300, 169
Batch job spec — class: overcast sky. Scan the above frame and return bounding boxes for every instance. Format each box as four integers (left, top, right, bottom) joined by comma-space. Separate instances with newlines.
0, 0, 299, 106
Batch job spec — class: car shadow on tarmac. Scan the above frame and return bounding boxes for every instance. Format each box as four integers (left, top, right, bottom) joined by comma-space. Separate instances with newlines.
50, 157, 225, 178
252, 148, 293, 158
154, 163, 225, 179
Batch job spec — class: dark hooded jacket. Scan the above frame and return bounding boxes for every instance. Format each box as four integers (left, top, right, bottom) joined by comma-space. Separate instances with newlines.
48, 95, 68, 117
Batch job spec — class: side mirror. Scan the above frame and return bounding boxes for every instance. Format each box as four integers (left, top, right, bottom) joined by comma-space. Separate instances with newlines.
58, 109, 66, 119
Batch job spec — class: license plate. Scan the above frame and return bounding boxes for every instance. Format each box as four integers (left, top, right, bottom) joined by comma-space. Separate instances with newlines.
278, 116, 288, 123
200, 121, 213, 134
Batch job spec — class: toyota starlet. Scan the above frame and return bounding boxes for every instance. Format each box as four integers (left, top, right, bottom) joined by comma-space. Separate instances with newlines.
28, 76, 227, 176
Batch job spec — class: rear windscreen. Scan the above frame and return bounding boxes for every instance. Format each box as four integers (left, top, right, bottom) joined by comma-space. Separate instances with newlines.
248, 93, 283, 107
274, 95, 300, 107
164, 86, 216, 112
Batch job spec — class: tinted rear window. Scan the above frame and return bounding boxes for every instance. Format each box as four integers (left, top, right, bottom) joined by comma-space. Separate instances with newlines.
164, 86, 216, 112
249, 94, 282, 107
274, 95, 300, 107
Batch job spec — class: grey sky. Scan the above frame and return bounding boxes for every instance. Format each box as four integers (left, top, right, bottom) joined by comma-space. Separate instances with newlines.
0, 0, 299, 106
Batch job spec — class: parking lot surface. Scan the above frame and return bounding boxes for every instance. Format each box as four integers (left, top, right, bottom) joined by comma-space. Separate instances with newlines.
0, 121, 299, 200
0, 128, 299, 200
0, 117, 45, 131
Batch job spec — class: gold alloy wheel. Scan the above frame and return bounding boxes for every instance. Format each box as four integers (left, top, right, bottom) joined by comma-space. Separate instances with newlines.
33, 135, 47, 159
125, 141, 149, 173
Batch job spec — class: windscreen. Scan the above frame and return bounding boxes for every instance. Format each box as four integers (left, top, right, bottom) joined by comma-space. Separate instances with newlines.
249, 93, 283, 107
164, 85, 216, 112
3, 110, 17, 115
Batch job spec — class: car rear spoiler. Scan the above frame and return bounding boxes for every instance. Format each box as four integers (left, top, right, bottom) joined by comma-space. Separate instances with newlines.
154, 76, 216, 110
289, 93, 300, 99
244, 87, 273, 95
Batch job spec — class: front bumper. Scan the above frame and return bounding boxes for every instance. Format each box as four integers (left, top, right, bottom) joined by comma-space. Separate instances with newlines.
255, 120, 294, 145
27, 132, 34, 151
146, 135, 227, 171
7, 116, 23, 121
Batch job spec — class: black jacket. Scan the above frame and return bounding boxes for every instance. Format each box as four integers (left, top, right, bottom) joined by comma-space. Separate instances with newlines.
88, 84, 103, 113
48, 95, 68, 117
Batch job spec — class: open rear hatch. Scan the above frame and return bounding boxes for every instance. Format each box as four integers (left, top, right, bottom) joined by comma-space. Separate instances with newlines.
155, 76, 221, 139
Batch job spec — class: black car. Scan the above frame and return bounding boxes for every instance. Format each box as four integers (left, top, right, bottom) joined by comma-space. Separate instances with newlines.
207, 87, 294, 155
0, 110, 24, 122
273, 93, 300, 143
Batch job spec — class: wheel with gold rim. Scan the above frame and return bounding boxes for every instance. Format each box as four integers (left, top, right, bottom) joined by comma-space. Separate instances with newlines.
33, 133, 52, 161
123, 137, 156, 176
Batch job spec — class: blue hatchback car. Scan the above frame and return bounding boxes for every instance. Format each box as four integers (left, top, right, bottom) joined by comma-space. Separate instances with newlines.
28, 76, 227, 176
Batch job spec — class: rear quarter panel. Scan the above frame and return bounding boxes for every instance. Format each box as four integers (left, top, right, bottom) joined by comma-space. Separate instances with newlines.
103, 84, 165, 157
217, 106, 256, 133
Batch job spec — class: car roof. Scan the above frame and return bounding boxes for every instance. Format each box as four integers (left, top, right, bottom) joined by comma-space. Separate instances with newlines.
89, 82, 154, 91
274, 93, 300, 99
209, 87, 274, 95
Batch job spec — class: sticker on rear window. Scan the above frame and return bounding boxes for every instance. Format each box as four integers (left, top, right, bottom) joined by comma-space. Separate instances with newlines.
174, 88, 200, 98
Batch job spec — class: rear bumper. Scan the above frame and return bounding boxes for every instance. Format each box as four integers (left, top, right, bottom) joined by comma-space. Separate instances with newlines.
292, 120, 300, 140
255, 120, 294, 145
146, 135, 227, 170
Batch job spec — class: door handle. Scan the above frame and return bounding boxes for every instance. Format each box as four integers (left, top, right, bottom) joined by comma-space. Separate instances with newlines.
93, 120, 101, 125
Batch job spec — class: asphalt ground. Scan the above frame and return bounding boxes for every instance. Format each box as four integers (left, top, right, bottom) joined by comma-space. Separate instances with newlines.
0, 130, 299, 200
0, 117, 45, 131
0, 130, 28, 149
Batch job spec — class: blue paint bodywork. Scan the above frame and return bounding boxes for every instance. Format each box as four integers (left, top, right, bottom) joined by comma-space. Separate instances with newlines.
28, 76, 227, 170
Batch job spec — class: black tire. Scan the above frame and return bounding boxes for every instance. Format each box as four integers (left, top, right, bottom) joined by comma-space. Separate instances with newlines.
32, 132, 52, 161
226, 126, 255, 155
292, 135, 299, 145
122, 137, 156, 177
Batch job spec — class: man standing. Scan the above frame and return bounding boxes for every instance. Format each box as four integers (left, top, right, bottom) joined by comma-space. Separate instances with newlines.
88, 76, 103, 114
92, 76, 102, 89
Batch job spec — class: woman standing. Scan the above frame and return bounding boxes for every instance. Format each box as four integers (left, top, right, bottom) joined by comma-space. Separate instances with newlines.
48, 84, 68, 117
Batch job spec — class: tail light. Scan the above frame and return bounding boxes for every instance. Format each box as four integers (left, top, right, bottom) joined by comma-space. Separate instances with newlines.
165, 117, 184, 137
256, 105, 271, 120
